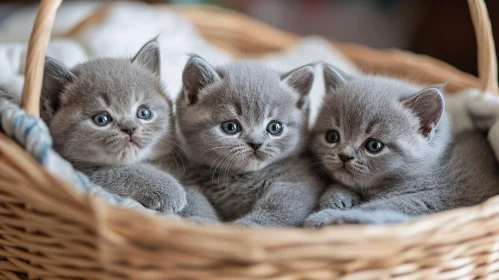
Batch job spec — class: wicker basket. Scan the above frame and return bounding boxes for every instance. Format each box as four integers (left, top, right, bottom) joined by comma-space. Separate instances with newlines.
1, 0, 499, 279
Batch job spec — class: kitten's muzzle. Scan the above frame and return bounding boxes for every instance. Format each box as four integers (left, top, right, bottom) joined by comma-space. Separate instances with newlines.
120, 119, 138, 136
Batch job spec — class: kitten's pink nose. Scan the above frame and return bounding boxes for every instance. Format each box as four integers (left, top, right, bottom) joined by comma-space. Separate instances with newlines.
338, 153, 354, 163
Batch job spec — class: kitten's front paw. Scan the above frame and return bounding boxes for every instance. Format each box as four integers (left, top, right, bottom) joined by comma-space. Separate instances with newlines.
320, 189, 361, 210
133, 180, 187, 214
303, 210, 334, 228
304, 209, 369, 228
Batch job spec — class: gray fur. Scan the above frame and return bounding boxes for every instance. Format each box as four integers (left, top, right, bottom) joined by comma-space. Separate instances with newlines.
179, 184, 220, 223
41, 38, 187, 213
305, 63, 499, 226
318, 183, 361, 210
175, 56, 323, 227
305, 209, 413, 226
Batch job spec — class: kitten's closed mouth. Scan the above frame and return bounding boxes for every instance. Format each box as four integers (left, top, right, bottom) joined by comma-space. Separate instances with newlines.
124, 137, 137, 148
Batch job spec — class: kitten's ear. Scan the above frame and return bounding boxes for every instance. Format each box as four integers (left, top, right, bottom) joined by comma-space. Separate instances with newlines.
402, 85, 445, 137
322, 63, 351, 93
182, 53, 221, 105
42, 57, 75, 122
281, 63, 316, 109
132, 37, 161, 76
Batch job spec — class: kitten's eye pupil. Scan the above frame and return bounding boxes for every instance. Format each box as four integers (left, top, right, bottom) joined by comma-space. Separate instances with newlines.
92, 113, 112, 126
365, 139, 384, 153
325, 130, 340, 143
266, 121, 283, 135
221, 121, 241, 134
137, 107, 152, 120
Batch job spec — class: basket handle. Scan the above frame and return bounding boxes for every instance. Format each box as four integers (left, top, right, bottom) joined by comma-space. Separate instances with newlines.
21, 0, 62, 117
468, 0, 498, 94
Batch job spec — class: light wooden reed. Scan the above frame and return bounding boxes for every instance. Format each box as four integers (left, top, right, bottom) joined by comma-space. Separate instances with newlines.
468, 0, 498, 94
21, 0, 62, 117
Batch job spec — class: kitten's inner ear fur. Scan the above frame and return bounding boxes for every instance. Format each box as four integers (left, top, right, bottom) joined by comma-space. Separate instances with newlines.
323, 63, 351, 93
182, 54, 221, 105
402, 86, 445, 137
132, 37, 161, 76
42, 57, 75, 122
280, 64, 315, 109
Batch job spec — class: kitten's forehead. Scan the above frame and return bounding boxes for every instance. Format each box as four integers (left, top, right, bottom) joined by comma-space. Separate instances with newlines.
209, 62, 299, 121
318, 76, 422, 138
64, 58, 166, 113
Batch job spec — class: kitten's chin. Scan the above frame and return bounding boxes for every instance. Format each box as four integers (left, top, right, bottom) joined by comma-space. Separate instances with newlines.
111, 143, 153, 165
332, 170, 356, 187
242, 160, 269, 173
232, 157, 272, 173
330, 167, 364, 188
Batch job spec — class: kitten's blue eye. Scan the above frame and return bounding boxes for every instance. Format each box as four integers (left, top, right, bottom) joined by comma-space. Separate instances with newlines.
365, 139, 384, 153
137, 107, 152, 120
325, 129, 340, 143
221, 121, 241, 134
266, 121, 283, 135
92, 113, 112, 126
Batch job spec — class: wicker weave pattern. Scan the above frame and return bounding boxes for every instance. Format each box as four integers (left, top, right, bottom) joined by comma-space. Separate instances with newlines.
0, 1, 497, 279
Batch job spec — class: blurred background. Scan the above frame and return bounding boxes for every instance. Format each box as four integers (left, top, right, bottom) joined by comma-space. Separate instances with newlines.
0, 0, 497, 77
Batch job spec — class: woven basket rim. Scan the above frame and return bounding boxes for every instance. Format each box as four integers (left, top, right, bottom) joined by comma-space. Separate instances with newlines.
2, 131, 499, 251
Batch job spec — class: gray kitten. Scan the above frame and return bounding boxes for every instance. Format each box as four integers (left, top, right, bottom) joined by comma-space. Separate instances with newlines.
41, 38, 187, 213
305, 63, 499, 226
175, 55, 323, 227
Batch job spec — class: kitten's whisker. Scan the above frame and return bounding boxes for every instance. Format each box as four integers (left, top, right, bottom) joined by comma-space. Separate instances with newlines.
195, 145, 230, 170
166, 154, 178, 173
217, 153, 231, 184
210, 149, 233, 183
149, 139, 188, 174
221, 153, 236, 183
214, 151, 233, 185
163, 139, 190, 160
200, 145, 229, 157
